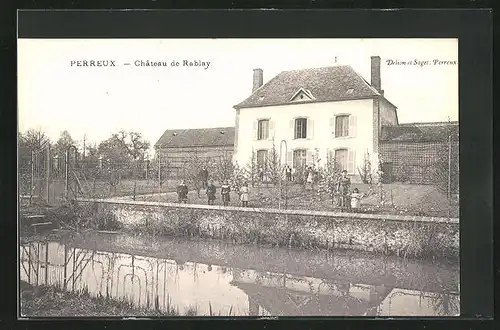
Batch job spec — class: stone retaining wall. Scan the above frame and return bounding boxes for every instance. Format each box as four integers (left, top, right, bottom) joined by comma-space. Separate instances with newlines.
77, 199, 459, 259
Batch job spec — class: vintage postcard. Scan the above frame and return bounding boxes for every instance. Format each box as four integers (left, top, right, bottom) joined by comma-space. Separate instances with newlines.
18, 38, 459, 317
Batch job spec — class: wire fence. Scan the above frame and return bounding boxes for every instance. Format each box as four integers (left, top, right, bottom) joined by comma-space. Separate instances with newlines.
18, 140, 459, 218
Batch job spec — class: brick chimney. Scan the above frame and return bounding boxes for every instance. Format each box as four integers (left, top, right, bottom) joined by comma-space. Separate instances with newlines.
371, 56, 383, 95
252, 68, 263, 93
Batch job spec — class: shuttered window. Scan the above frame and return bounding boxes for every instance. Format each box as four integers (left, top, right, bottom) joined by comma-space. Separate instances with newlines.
257, 120, 269, 140
293, 149, 307, 169
294, 118, 307, 139
334, 149, 348, 171
257, 149, 268, 168
335, 115, 349, 137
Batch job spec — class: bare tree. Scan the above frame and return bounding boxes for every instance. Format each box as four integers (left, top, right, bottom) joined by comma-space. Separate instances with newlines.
266, 139, 282, 186
244, 149, 259, 188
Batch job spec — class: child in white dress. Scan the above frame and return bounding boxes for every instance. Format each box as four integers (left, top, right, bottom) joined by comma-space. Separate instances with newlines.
350, 188, 365, 211
239, 183, 250, 207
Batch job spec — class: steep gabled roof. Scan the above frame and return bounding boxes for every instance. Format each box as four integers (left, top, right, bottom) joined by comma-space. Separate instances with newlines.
155, 127, 235, 148
381, 122, 459, 142
234, 65, 391, 109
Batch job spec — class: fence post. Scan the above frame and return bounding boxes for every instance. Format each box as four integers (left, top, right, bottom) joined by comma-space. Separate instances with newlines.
158, 150, 161, 199
447, 135, 452, 200
65, 149, 69, 200
46, 145, 50, 205
30, 150, 34, 206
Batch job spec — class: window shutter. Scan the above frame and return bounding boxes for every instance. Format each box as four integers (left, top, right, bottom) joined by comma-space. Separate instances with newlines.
330, 117, 335, 137
269, 120, 275, 139
289, 119, 295, 138
307, 118, 314, 139
349, 115, 357, 137
306, 150, 313, 165
253, 120, 258, 140
348, 149, 356, 174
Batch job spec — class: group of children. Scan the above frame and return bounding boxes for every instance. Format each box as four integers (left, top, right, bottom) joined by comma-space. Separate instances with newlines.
176, 180, 250, 207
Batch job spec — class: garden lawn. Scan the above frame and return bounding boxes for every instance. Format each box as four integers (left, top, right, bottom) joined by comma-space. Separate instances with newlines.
135, 182, 458, 218
79, 179, 180, 198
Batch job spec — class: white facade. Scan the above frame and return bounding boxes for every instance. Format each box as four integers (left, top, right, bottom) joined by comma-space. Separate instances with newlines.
234, 98, 375, 175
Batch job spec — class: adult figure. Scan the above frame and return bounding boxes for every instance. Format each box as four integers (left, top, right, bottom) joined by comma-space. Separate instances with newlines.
337, 169, 351, 210
221, 181, 231, 206
199, 167, 209, 189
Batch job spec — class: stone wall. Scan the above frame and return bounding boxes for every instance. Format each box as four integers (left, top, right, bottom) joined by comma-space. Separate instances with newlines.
77, 199, 459, 259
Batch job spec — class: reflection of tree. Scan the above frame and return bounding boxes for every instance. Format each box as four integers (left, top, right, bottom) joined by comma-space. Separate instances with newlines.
430, 292, 459, 316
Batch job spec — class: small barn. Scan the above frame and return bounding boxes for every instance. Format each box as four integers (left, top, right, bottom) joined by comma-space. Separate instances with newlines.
154, 127, 235, 178
379, 121, 459, 192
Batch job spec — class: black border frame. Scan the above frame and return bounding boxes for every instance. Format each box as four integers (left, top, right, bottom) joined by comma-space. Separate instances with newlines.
3, 7, 494, 330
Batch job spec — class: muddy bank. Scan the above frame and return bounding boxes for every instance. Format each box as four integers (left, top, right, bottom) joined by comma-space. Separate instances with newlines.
71, 200, 459, 260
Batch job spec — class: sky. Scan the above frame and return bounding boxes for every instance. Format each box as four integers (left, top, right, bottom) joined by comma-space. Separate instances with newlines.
18, 38, 458, 149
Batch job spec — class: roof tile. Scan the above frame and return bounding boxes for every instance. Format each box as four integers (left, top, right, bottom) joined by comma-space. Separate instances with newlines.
155, 127, 235, 148
234, 65, 382, 109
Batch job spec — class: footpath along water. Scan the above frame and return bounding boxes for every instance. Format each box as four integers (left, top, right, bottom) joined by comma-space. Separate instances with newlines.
20, 232, 459, 317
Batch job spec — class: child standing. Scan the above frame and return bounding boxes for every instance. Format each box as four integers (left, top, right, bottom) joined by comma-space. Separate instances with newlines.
176, 180, 188, 204
206, 179, 216, 205
350, 188, 365, 211
239, 182, 249, 207
221, 181, 231, 206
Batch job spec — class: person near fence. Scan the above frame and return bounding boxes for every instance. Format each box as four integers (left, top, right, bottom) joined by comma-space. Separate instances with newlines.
206, 179, 216, 205
199, 167, 209, 189
306, 165, 314, 189
221, 181, 231, 206
176, 180, 188, 204
337, 169, 351, 210
239, 182, 249, 207
350, 188, 365, 211
285, 165, 292, 181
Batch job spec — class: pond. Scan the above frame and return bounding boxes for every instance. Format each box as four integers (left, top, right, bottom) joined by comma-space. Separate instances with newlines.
20, 231, 460, 317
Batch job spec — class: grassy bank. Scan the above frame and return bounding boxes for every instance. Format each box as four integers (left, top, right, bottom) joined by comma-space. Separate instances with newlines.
66, 202, 459, 260
20, 281, 175, 317
20, 281, 236, 317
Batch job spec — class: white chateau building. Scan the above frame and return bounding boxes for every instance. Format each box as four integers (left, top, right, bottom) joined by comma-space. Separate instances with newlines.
232, 56, 399, 177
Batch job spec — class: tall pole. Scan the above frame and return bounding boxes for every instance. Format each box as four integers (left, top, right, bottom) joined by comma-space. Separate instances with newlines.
279, 140, 288, 210
30, 150, 34, 206
158, 149, 161, 199
448, 134, 452, 200
46, 145, 50, 205
65, 149, 69, 200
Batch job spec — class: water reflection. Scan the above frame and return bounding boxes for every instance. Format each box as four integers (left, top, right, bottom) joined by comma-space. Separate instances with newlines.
20, 237, 459, 316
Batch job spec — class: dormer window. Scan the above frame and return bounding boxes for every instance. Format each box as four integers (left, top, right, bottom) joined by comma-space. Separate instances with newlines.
290, 88, 315, 102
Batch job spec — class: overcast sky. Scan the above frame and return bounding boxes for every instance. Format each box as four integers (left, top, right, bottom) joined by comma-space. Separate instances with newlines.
18, 38, 458, 148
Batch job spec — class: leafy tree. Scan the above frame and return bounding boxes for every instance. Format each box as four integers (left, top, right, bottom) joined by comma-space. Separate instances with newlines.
54, 130, 78, 157
111, 130, 150, 161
